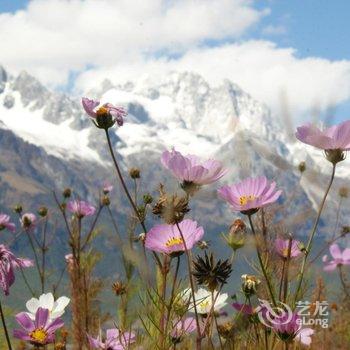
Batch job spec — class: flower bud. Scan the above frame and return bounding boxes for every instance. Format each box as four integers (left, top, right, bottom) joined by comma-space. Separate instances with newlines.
38, 206, 48, 217
223, 219, 246, 251
241, 274, 260, 296
298, 161, 306, 173
13, 204, 23, 214
62, 188, 72, 198
129, 167, 141, 179
339, 187, 349, 198
101, 195, 110, 206
143, 193, 153, 204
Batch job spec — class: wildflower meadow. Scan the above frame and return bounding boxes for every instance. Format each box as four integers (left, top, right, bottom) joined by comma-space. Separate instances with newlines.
1, 98, 350, 350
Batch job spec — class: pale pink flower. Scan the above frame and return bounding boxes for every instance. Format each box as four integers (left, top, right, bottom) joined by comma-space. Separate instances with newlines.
87, 329, 136, 349
296, 121, 350, 150
145, 219, 204, 255
67, 200, 96, 218
161, 149, 227, 186
20, 213, 37, 231
323, 244, 350, 271
274, 238, 302, 259
171, 317, 196, 340
82, 97, 127, 127
218, 176, 282, 214
0, 214, 15, 233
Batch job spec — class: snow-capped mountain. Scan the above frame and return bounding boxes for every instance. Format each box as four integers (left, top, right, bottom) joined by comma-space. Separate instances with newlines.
0, 65, 348, 235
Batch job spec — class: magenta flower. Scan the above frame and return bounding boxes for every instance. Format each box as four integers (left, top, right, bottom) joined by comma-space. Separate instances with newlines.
0, 214, 15, 233
171, 317, 197, 340
145, 219, 204, 255
87, 329, 136, 350
82, 97, 127, 128
67, 200, 96, 218
13, 307, 64, 345
20, 213, 37, 231
232, 302, 255, 315
323, 244, 350, 271
218, 176, 282, 214
296, 121, 350, 150
161, 149, 227, 187
0, 244, 33, 295
274, 238, 302, 259
272, 312, 314, 346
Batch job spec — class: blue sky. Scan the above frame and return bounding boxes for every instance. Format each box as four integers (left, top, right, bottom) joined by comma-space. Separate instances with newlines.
1, 0, 349, 122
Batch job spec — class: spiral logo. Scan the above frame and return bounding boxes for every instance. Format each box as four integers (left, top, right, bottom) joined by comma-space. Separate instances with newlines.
256, 299, 293, 328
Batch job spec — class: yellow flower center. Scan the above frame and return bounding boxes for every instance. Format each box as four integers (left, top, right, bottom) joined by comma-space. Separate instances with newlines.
199, 300, 210, 309
96, 106, 109, 116
30, 328, 48, 343
282, 248, 289, 257
239, 195, 256, 206
165, 237, 183, 247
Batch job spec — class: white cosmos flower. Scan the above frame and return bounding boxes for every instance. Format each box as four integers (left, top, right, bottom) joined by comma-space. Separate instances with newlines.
25, 292, 70, 320
181, 287, 228, 315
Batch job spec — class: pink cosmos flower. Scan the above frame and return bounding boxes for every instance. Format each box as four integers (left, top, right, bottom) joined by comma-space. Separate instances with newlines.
67, 200, 96, 218
13, 307, 64, 345
103, 181, 113, 194
323, 244, 350, 271
295, 121, 350, 150
171, 317, 197, 340
0, 214, 15, 233
20, 213, 37, 231
275, 238, 302, 259
218, 176, 282, 214
145, 219, 204, 255
87, 329, 136, 350
0, 245, 33, 295
272, 312, 314, 346
82, 97, 127, 127
161, 149, 227, 186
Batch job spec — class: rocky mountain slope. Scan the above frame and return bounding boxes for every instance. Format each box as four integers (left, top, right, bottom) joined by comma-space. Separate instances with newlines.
0, 65, 348, 236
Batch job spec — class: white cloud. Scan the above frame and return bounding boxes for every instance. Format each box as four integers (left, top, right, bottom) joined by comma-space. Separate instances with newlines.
76, 41, 350, 119
0, 0, 266, 86
1, 0, 350, 121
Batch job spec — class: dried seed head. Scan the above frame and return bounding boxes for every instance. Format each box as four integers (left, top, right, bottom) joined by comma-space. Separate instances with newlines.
152, 184, 190, 224
112, 281, 127, 296
217, 321, 235, 339
193, 252, 232, 291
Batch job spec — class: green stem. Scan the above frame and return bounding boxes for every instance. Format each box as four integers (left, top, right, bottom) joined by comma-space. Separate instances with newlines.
175, 222, 202, 350
293, 164, 336, 306
0, 298, 12, 350
104, 129, 162, 268
248, 214, 277, 306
